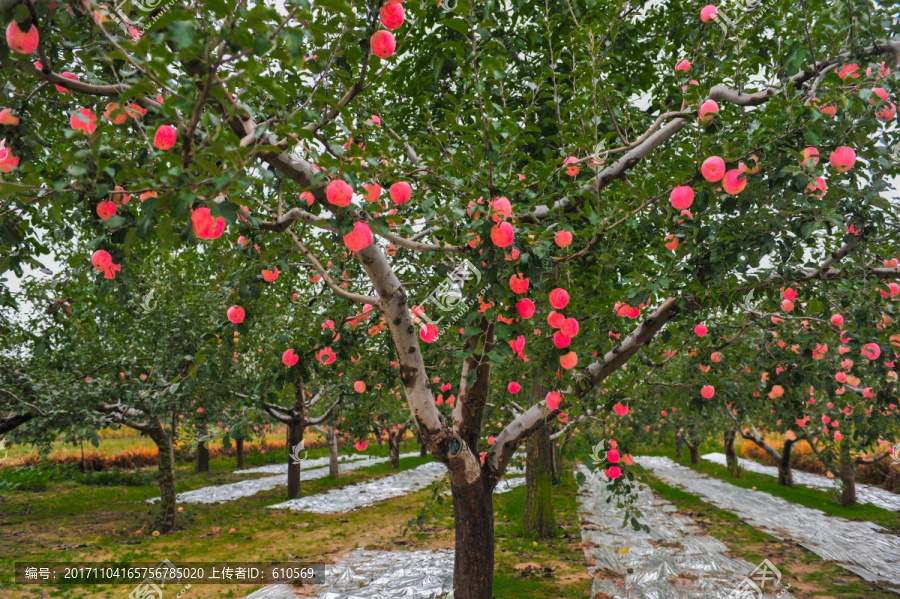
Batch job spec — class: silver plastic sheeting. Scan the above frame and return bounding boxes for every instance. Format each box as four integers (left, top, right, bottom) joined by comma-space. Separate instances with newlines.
441, 475, 525, 497
492, 476, 525, 494
243, 584, 303, 598
243, 549, 454, 599
638, 456, 900, 591
703, 452, 900, 512
577, 466, 791, 599
241, 453, 367, 475
147, 453, 419, 505
268, 461, 447, 513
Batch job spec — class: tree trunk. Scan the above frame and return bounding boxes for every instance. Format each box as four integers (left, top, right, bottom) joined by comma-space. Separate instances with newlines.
328, 428, 340, 478
417, 429, 428, 458
287, 419, 304, 499
235, 438, 244, 470
169, 413, 177, 472
724, 429, 739, 477
777, 438, 794, 486
675, 435, 683, 458
389, 431, 401, 469
840, 446, 857, 506
148, 426, 176, 534
451, 479, 494, 599
688, 442, 700, 465
550, 438, 560, 485
195, 439, 210, 473
524, 422, 555, 538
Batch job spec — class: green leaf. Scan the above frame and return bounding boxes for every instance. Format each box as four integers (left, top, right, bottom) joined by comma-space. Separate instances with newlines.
443, 18, 470, 36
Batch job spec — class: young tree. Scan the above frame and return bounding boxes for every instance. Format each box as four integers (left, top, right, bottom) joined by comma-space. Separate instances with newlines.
264, 376, 342, 497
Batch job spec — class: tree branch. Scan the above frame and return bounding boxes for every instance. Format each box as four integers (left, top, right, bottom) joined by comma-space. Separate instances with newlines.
288, 230, 377, 304
452, 320, 495, 453
308, 394, 343, 425
856, 452, 891, 465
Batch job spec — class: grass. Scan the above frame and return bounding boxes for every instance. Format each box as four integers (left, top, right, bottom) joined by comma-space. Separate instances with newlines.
491, 468, 591, 597
2, 427, 301, 463
641, 471, 898, 598
2, 434, 158, 462
0, 441, 427, 596
641, 447, 900, 532
0, 445, 591, 598
403, 461, 592, 598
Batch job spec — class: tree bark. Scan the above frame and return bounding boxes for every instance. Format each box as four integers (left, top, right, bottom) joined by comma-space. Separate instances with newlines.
777, 438, 795, 486
688, 442, 700, 465
235, 438, 244, 470
148, 425, 176, 534
451, 479, 494, 599
675, 435, 683, 458
524, 422, 556, 538
417, 428, 428, 458
0, 412, 34, 435
389, 430, 401, 469
840, 446, 857, 506
328, 428, 340, 478
287, 419, 305, 499
550, 438, 560, 485
724, 429, 739, 477
195, 439, 210, 473
169, 412, 177, 472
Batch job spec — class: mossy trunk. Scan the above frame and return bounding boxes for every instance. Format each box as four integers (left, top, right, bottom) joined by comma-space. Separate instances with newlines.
287, 419, 305, 499
524, 421, 555, 538
148, 425, 176, 534
777, 439, 795, 486
688, 443, 700, 465
389, 431, 401, 469
194, 439, 210, 473
551, 439, 561, 485
675, 435, 683, 458
840, 445, 857, 506
328, 428, 340, 478
724, 429, 739, 477
235, 438, 244, 470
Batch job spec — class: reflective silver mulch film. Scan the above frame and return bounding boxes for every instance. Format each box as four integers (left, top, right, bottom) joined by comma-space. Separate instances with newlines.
243, 549, 454, 599
577, 466, 791, 598
441, 475, 525, 497
268, 461, 447, 513
147, 453, 419, 505
638, 456, 900, 591
492, 476, 526, 494
240, 453, 367, 475
703, 452, 900, 512
242, 584, 303, 598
